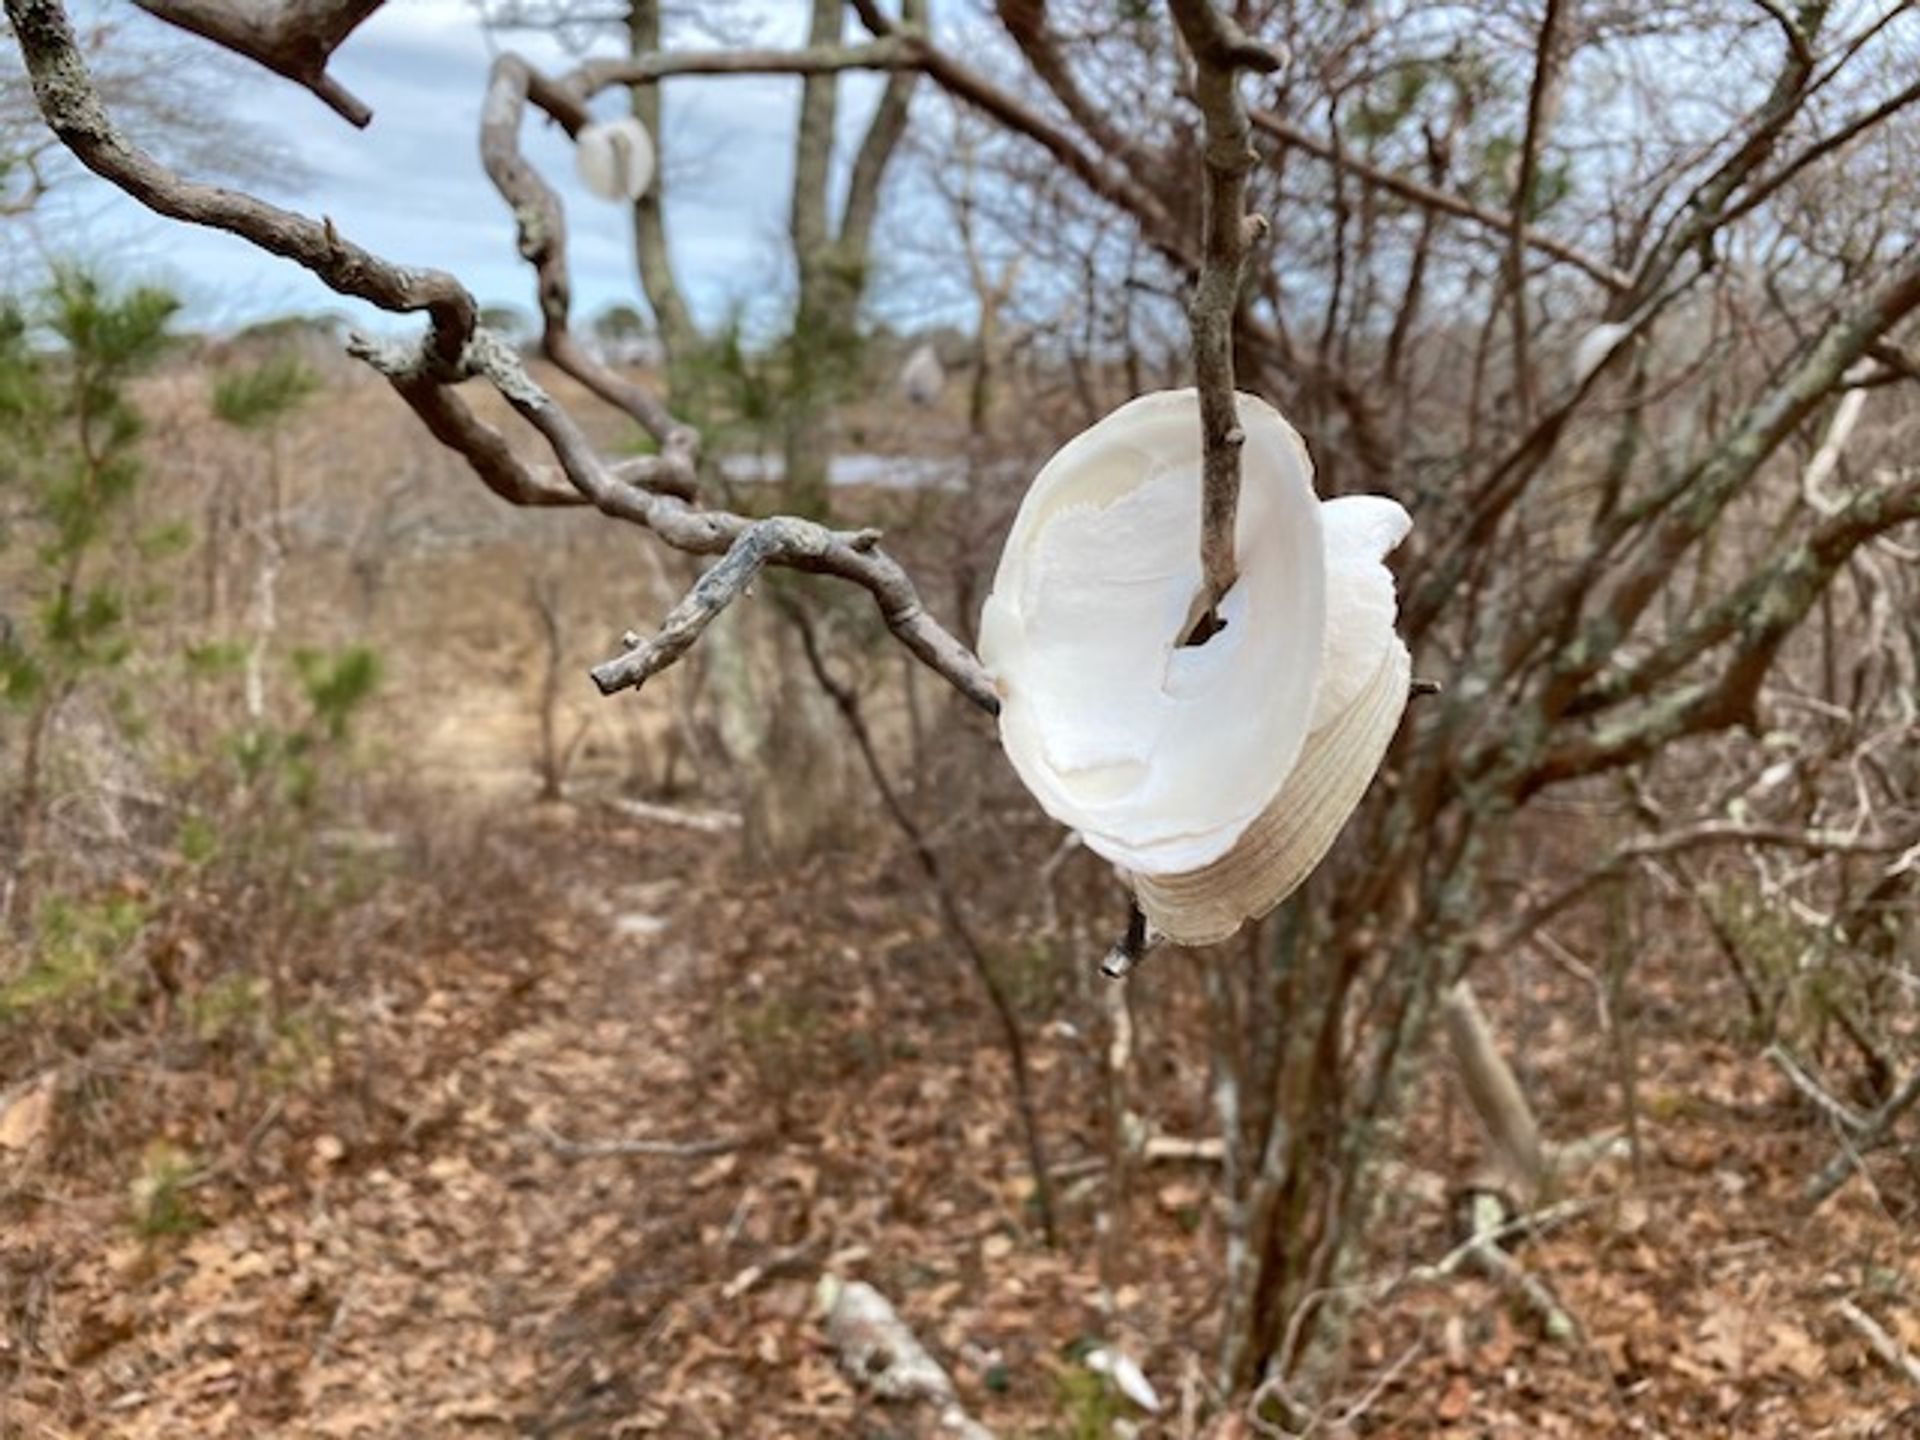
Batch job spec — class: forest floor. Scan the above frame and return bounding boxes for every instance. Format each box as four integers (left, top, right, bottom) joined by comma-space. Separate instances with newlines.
4, 795, 1918, 1439
4, 359, 1918, 1436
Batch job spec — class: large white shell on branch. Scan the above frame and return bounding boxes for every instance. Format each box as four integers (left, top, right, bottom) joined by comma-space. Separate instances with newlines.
979, 389, 1411, 946
575, 117, 655, 202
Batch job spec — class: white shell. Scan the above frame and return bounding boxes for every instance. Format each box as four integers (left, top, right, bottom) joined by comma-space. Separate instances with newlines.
575, 116, 655, 202
1569, 322, 1631, 386
980, 389, 1411, 946
900, 343, 945, 406
1084, 1346, 1163, 1414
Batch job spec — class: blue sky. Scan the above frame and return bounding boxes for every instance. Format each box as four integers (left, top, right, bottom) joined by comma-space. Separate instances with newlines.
10, 0, 937, 336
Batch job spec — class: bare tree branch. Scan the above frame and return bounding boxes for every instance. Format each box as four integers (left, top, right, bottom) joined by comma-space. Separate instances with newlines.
1169, 0, 1280, 636
586, 518, 880, 696
1501, 0, 1566, 425
479, 53, 695, 457
133, 0, 382, 126
11, 0, 473, 365
6, 0, 998, 716
1481, 821, 1918, 956
1806, 1070, 1920, 1207
1611, 4, 1828, 319
1249, 107, 1632, 292
1564, 468, 1920, 720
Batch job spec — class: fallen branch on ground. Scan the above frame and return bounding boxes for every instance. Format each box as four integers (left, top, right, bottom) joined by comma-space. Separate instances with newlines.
1803, 1067, 1920, 1207
1835, 1298, 1920, 1389
819, 1275, 996, 1439
600, 796, 743, 834
1051, 1133, 1227, 1182
1766, 1043, 1868, 1132
532, 1123, 747, 1160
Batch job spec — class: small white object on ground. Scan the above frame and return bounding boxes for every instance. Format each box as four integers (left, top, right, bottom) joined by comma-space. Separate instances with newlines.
818, 1275, 996, 1439
1084, 1345, 1163, 1413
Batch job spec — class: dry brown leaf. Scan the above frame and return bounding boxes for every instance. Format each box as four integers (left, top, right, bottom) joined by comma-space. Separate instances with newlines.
1697, 1307, 1749, 1374
1757, 1319, 1826, 1382
0, 1074, 55, 1152
1156, 1180, 1206, 1214
1436, 1373, 1474, 1422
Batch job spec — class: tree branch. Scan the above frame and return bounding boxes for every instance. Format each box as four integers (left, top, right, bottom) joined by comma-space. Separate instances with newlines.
1169, 0, 1280, 636
564, 27, 1196, 275
133, 0, 382, 126
1502, 0, 1566, 425
1248, 107, 1631, 292
9, 0, 997, 717
479, 53, 695, 457
10, 0, 473, 366
1480, 821, 1918, 957
1563, 467, 1920, 720
1805, 1070, 1920, 1207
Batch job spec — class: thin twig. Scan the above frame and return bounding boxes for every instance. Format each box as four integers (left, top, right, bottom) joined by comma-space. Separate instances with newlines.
1804, 1067, 1920, 1207
1835, 1298, 1920, 1389
1247, 107, 1630, 291
1765, 1043, 1868, 1132
1101, 900, 1160, 980
1481, 820, 1917, 958
1502, 0, 1566, 425
783, 599, 1058, 1244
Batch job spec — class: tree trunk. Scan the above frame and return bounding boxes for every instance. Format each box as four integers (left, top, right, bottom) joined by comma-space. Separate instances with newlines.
625, 0, 698, 372
705, 584, 855, 862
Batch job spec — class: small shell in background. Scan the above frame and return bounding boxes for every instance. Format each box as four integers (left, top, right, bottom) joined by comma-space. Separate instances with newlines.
980, 389, 1412, 946
575, 116, 655, 202
899, 342, 946, 406
1569, 321, 1631, 387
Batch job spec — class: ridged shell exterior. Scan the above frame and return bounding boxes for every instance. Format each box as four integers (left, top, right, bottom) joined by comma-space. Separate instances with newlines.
1131, 636, 1410, 946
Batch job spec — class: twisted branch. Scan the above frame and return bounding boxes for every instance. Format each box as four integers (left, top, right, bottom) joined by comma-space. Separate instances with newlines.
6, 0, 996, 716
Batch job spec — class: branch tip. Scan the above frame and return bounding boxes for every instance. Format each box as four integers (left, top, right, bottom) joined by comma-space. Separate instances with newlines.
1101, 901, 1158, 980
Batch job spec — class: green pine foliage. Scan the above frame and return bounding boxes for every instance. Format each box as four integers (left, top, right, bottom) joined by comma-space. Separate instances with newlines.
1, 270, 179, 840
209, 350, 319, 431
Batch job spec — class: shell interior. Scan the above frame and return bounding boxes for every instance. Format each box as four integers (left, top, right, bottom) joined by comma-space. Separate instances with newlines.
980, 390, 1327, 875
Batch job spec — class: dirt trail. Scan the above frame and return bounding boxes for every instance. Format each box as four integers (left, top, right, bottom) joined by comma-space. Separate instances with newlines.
12, 808, 1098, 1440
10, 808, 1920, 1438
6, 825, 728, 1436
